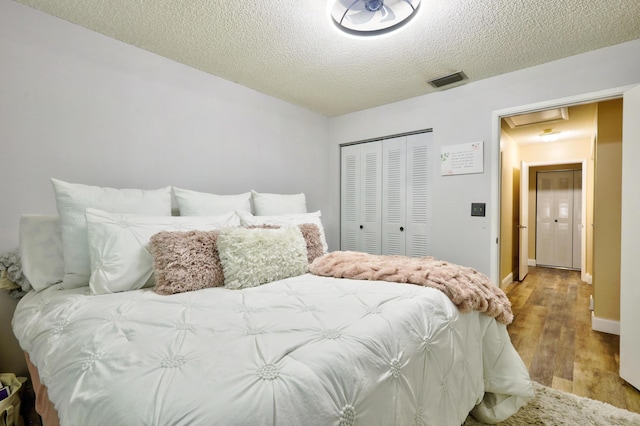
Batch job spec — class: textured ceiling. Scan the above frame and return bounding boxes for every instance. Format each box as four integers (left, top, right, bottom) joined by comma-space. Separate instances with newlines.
14, 0, 640, 117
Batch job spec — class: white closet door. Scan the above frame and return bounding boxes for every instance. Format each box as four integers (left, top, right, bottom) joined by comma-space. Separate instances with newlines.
405, 133, 431, 257
360, 142, 382, 254
341, 144, 361, 251
553, 171, 574, 268
572, 170, 582, 269
536, 173, 555, 266
382, 137, 407, 255
536, 170, 574, 268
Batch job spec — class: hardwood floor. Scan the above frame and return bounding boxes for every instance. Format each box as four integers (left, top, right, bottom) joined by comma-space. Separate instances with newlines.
504, 266, 640, 414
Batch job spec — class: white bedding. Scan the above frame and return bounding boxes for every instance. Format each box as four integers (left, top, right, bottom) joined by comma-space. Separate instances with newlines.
13, 274, 533, 426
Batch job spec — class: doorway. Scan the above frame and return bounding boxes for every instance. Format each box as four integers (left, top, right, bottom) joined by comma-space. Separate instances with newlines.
491, 86, 639, 391
498, 103, 594, 285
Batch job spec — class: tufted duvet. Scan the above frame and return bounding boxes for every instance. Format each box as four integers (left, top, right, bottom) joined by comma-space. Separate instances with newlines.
13, 274, 533, 426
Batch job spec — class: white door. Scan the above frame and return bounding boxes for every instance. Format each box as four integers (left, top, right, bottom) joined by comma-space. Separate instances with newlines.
518, 161, 529, 280
536, 171, 574, 268
405, 133, 431, 257
359, 142, 382, 254
341, 144, 361, 251
620, 84, 640, 390
572, 170, 582, 269
382, 137, 407, 255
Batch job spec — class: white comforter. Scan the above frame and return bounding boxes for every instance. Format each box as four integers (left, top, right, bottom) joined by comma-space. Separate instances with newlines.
13, 274, 533, 426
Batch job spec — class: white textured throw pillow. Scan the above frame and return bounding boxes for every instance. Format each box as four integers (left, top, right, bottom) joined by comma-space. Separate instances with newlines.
85, 208, 241, 294
51, 179, 172, 288
251, 190, 307, 215
173, 187, 252, 216
217, 226, 308, 290
237, 210, 328, 253
19, 215, 64, 292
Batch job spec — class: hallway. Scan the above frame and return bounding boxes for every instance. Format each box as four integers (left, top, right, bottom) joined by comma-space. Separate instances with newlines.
504, 266, 640, 413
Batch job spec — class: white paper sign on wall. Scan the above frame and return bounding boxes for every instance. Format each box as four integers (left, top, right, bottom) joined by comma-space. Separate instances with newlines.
441, 141, 483, 176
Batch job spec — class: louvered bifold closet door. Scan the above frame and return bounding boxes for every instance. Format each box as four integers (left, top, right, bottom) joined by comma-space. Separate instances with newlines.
405, 133, 432, 257
341, 144, 361, 251
382, 137, 407, 255
359, 142, 382, 254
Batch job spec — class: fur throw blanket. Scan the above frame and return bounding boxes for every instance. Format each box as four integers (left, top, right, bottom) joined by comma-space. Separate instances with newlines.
309, 251, 513, 325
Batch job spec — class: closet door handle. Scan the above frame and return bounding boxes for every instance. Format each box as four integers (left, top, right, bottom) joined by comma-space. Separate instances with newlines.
359, 225, 363, 229
399, 227, 404, 232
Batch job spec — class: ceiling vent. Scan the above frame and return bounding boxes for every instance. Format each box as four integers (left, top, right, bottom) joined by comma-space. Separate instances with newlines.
427, 71, 467, 89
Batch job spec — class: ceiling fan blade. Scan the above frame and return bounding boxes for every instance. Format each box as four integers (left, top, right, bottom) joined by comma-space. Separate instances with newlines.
379, 5, 397, 23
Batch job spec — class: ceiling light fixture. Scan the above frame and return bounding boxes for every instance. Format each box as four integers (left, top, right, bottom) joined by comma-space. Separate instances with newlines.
539, 128, 561, 142
330, 0, 421, 36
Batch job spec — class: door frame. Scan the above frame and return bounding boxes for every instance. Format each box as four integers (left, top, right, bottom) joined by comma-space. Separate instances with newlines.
490, 85, 635, 285
526, 161, 587, 280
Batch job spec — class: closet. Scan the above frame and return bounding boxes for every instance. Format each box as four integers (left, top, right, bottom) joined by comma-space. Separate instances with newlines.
340, 131, 432, 256
535, 169, 582, 269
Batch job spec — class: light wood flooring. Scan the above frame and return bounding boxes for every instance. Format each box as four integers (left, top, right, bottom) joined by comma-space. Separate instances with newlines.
504, 266, 640, 414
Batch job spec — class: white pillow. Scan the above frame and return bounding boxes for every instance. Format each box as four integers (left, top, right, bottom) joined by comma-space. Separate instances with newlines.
19, 215, 64, 292
251, 190, 307, 215
85, 208, 241, 294
173, 187, 252, 216
217, 226, 308, 290
237, 210, 328, 253
51, 179, 173, 289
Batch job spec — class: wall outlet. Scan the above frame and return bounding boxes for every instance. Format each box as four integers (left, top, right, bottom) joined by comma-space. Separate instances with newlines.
471, 202, 486, 217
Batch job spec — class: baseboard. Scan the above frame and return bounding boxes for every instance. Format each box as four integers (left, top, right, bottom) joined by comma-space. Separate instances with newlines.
528, 259, 536, 266
585, 273, 593, 285
591, 312, 620, 335
501, 272, 513, 289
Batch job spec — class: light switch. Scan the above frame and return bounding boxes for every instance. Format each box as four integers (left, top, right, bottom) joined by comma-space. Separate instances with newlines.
471, 203, 486, 217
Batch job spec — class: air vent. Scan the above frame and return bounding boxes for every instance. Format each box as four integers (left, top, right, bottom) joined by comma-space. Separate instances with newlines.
427, 71, 467, 88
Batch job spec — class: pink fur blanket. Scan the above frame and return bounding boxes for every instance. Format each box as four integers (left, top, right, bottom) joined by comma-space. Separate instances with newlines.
309, 251, 513, 325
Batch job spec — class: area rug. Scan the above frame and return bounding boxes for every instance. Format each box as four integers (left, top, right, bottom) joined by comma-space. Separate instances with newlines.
464, 382, 640, 425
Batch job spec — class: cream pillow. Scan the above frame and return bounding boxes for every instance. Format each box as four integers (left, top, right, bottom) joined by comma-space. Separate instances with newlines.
19, 215, 64, 292
85, 208, 240, 294
251, 190, 307, 215
217, 226, 308, 290
237, 210, 328, 253
52, 179, 172, 288
173, 187, 252, 216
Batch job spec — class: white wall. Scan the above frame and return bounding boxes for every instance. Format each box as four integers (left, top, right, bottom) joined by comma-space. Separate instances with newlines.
0, 0, 330, 374
329, 39, 640, 278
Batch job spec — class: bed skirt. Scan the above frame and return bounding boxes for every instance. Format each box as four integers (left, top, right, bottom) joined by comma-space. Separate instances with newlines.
24, 353, 60, 426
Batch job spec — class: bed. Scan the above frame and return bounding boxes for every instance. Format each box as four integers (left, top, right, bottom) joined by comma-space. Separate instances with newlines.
11, 180, 534, 426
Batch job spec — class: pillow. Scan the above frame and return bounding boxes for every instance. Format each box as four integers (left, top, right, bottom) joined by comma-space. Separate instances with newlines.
51, 179, 172, 288
85, 208, 240, 294
251, 190, 307, 215
237, 210, 328, 253
173, 187, 252, 216
217, 226, 308, 290
19, 215, 64, 292
149, 230, 224, 295
298, 223, 325, 264
248, 223, 324, 264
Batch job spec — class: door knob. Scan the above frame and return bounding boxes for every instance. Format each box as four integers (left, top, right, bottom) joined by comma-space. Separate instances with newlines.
359, 225, 363, 229
400, 227, 404, 231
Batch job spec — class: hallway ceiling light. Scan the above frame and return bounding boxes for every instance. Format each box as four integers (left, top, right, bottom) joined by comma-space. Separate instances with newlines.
539, 128, 561, 142
330, 0, 421, 36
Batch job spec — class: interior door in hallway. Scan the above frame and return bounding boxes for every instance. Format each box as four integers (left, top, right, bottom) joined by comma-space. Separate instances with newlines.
536, 170, 576, 268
